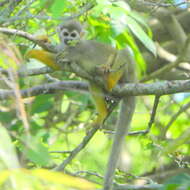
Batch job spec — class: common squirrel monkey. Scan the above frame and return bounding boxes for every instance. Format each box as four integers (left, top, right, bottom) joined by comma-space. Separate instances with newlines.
26, 20, 136, 190
56, 21, 131, 125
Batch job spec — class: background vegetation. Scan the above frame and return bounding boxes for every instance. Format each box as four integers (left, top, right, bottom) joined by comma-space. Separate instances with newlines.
0, 0, 190, 189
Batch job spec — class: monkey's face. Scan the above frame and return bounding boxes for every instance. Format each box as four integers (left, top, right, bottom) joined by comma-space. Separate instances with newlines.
60, 28, 80, 45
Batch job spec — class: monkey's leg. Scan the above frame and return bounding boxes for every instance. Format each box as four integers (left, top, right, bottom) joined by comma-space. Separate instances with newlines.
25, 49, 60, 70
105, 52, 125, 91
89, 82, 108, 126
106, 70, 124, 91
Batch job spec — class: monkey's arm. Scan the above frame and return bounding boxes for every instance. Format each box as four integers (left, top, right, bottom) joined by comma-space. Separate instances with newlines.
25, 49, 60, 70
103, 48, 136, 190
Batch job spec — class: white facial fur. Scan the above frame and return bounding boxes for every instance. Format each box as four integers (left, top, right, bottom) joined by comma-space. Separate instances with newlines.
60, 28, 80, 45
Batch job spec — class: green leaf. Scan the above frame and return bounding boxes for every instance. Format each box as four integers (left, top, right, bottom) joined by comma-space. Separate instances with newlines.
31, 94, 54, 114
125, 15, 156, 56
116, 31, 146, 75
160, 173, 190, 190
50, 0, 67, 18
0, 53, 8, 69
0, 112, 15, 123
23, 136, 51, 166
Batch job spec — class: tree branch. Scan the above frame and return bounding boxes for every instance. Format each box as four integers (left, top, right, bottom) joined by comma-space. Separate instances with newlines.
162, 101, 190, 137
0, 27, 57, 52
54, 125, 99, 171
0, 81, 88, 100
114, 183, 163, 190
141, 36, 190, 82
114, 80, 190, 97
1, 80, 190, 100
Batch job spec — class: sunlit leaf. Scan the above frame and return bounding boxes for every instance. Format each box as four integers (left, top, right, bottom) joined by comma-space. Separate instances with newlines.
32, 169, 96, 190
0, 34, 22, 70
31, 94, 54, 114
128, 11, 152, 38
0, 170, 10, 185
0, 125, 20, 169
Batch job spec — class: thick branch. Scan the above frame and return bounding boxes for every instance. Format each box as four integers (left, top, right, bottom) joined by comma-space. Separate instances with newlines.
115, 80, 190, 97
1, 80, 190, 100
0, 81, 88, 100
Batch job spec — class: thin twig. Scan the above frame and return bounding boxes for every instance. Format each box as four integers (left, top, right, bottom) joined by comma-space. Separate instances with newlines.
54, 125, 99, 171
49, 151, 72, 154
15, 0, 36, 16
104, 95, 160, 136
146, 95, 160, 132
138, 0, 189, 8
162, 101, 190, 137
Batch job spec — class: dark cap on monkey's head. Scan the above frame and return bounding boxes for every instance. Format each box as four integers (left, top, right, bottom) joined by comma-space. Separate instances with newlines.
59, 20, 83, 33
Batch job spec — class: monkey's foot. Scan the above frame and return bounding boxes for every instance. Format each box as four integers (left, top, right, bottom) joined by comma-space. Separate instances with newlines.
96, 64, 111, 75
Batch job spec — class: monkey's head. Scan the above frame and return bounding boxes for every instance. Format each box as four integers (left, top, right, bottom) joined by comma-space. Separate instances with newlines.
58, 20, 83, 46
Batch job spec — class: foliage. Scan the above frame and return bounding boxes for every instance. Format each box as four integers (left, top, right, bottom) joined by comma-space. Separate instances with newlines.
0, 125, 96, 190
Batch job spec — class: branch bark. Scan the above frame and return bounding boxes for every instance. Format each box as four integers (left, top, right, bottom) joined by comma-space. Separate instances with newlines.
0, 27, 57, 52
1, 79, 190, 100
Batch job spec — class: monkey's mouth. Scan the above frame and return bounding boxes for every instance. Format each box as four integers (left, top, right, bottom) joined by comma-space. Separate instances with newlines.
64, 39, 79, 46
64, 39, 71, 45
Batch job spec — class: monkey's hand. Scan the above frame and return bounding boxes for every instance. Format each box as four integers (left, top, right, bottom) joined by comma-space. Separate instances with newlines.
95, 64, 111, 75
96, 53, 117, 75
56, 51, 70, 67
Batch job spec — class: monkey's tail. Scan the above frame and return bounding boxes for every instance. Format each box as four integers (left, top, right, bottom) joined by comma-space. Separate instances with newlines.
103, 96, 136, 190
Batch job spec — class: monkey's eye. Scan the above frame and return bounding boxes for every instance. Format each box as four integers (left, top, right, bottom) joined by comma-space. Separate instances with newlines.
63, 31, 69, 36
70, 32, 77, 38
